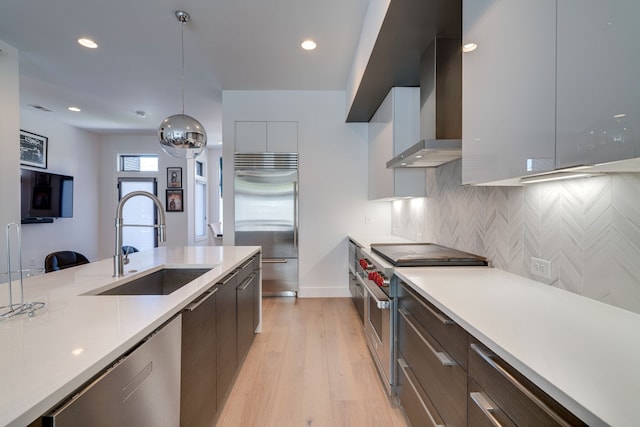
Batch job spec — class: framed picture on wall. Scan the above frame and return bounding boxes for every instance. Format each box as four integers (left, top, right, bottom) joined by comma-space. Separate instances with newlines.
20, 130, 48, 169
167, 167, 182, 188
166, 189, 183, 212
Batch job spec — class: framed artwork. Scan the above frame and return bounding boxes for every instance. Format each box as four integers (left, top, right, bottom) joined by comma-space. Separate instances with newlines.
166, 189, 183, 212
167, 167, 182, 188
20, 130, 48, 169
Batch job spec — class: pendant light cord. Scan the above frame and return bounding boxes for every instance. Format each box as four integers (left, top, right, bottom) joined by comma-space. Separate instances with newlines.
181, 20, 185, 114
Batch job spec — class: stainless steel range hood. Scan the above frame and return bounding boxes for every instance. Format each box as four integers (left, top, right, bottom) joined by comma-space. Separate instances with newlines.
387, 138, 462, 168
388, 38, 462, 168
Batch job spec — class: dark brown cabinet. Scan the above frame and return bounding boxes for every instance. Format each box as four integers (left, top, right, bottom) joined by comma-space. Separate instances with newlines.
237, 269, 258, 364
180, 286, 218, 427
468, 342, 586, 427
396, 281, 468, 427
216, 270, 239, 409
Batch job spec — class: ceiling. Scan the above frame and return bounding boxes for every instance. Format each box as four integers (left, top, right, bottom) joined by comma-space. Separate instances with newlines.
0, 0, 370, 143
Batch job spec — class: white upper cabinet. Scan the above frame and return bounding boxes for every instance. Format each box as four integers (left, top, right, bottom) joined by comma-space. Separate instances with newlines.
556, 0, 640, 169
235, 121, 298, 153
368, 87, 426, 200
462, 0, 557, 185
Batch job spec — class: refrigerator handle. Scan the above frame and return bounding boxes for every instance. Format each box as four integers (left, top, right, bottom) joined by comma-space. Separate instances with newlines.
293, 181, 298, 248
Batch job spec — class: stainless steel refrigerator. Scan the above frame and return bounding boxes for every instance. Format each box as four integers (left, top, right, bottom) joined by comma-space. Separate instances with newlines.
234, 153, 298, 296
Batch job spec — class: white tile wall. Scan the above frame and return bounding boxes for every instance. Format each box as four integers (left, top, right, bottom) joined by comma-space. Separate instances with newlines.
391, 159, 640, 314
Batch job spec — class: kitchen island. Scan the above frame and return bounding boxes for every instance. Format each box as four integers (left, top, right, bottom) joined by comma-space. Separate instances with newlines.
395, 266, 640, 426
0, 245, 260, 427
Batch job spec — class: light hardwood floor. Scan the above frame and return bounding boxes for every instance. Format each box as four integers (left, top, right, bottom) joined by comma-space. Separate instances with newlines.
216, 297, 409, 427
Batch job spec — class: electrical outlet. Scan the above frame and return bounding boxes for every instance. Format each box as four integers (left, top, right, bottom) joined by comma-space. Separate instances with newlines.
416, 232, 423, 241
530, 257, 551, 279
365, 216, 372, 224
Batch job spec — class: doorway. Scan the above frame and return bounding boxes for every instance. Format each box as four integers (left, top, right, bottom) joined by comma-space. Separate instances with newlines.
117, 178, 158, 251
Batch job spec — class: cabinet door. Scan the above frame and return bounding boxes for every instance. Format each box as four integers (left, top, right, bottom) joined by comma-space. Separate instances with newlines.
237, 272, 257, 364
368, 90, 394, 200
267, 121, 298, 152
181, 288, 217, 427
216, 272, 238, 409
556, 0, 640, 168
462, 0, 556, 184
235, 121, 267, 153
368, 88, 425, 200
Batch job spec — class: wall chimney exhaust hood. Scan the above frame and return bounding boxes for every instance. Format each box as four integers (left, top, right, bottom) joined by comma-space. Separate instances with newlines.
388, 38, 462, 168
387, 138, 462, 168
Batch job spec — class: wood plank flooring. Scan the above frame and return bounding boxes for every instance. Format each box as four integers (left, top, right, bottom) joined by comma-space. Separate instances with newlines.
216, 297, 409, 427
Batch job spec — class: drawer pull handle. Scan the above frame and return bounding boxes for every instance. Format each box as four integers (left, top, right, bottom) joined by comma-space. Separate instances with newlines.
237, 273, 255, 291
398, 358, 445, 427
470, 344, 572, 427
399, 308, 456, 366
404, 285, 454, 325
185, 287, 219, 312
470, 392, 503, 427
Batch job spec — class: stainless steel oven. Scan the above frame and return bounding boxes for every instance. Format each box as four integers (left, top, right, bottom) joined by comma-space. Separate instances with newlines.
356, 254, 395, 395
356, 243, 488, 396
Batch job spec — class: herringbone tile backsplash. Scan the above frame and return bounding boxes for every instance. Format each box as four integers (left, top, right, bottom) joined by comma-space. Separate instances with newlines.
391, 160, 640, 314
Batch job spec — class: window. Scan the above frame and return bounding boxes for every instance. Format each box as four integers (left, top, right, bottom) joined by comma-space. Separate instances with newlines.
195, 180, 206, 239
118, 178, 158, 250
195, 160, 205, 177
119, 155, 159, 172
195, 159, 207, 240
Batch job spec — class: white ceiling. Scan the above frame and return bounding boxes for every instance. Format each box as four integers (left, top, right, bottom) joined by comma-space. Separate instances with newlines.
0, 0, 370, 143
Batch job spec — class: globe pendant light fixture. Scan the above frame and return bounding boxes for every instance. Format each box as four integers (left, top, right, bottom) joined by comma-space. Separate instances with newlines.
158, 10, 207, 159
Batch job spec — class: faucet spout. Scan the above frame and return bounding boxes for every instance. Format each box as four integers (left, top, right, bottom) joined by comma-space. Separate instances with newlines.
114, 191, 166, 277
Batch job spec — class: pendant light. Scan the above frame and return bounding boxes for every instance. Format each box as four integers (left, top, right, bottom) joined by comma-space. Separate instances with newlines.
158, 10, 207, 159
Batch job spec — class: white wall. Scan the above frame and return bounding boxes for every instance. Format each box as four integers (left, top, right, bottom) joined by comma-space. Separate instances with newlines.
206, 145, 223, 244
222, 90, 390, 297
19, 109, 100, 268
96, 134, 189, 259
0, 40, 20, 273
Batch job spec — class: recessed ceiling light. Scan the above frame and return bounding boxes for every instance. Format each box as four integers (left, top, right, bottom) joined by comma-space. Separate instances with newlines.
301, 39, 317, 50
462, 43, 478, 53
613, 113, 626, 118
67, 106, 81, 112
77, 38, 98, 49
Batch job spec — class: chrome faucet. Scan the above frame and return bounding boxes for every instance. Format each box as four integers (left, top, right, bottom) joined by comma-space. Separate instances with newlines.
114, 191, 166, 277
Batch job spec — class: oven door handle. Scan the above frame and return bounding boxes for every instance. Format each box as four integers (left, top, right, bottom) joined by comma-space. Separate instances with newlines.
358, 274, 390, 309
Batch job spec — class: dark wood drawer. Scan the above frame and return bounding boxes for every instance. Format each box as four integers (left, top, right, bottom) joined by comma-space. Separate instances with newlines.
396, 356, 444, 427
236, 256, 256, 284
468, 342, 586, 427
397, 307, 467, 427
398, 282, 468, 369
468, 377, 517, 427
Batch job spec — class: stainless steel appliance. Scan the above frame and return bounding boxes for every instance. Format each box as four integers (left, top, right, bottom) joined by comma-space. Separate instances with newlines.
348, 239, 365, 321
43, 315, 182, 426
234, 153, 298, 296
356, 243, 487, 395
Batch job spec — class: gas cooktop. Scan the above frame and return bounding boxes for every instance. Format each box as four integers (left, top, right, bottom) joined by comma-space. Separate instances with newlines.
370, 243, 488, 267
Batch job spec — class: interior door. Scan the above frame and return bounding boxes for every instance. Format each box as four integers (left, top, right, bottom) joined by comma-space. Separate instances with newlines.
118, 178, 158, 251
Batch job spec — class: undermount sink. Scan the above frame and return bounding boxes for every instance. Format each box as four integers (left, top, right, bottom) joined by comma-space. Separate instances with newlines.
97, 268, 212, 296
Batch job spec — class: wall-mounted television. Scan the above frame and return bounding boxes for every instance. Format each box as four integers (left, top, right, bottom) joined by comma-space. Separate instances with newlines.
20, 168, 74, 223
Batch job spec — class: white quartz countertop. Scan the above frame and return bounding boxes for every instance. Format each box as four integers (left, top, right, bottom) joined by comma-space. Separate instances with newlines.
0, 246, 260, 427
394, 266, 640, 426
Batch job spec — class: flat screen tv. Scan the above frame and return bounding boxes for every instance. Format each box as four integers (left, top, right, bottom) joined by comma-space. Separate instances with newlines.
20, 168, 74, 223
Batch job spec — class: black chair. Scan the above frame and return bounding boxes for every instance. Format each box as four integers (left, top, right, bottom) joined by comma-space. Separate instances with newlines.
122, 246, 139, 255
44, 251, 90, 273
